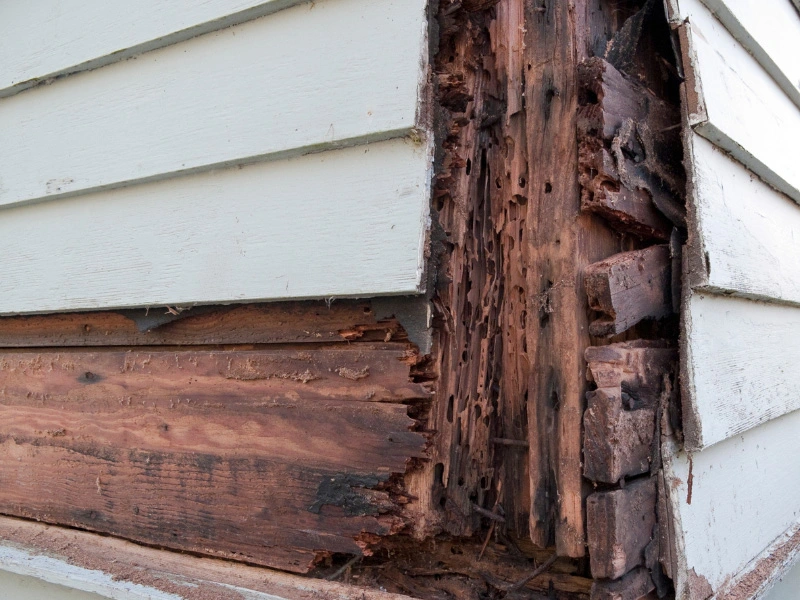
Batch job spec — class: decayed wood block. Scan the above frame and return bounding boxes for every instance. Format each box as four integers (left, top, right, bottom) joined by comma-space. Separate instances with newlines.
585, 246, 672, 337
587, 478, 657, 580
591, 567, 656, 600
0, 345, 428, 573
584, 388, 655, 484
584, 341, 676, 398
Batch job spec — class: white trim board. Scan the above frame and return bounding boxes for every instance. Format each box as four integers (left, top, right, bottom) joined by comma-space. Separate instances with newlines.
687, 134, 800, 307
0, 0, 429, 208
683, 293, 800, 449
698, 0, 800, 108
0, 0, 309, 98
677, 0, 800, 204
0, 138, 431, 315
664, 410, 800, 599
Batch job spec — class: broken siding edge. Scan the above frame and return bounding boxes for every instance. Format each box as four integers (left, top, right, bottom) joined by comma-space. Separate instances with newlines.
0, 518, 415, 600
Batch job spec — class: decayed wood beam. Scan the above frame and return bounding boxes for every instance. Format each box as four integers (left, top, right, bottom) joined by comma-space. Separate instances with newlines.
577, 56, 684, 239
587, 477, 657, 580
0, 345, 428, 573
585, 246, 672, 337
583, 342, 677, 483
583, 388, 656, 484
0, 301, 391, 347
591, 567, 656, 600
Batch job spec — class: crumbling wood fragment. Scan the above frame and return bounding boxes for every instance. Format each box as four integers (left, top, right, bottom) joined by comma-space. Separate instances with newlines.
587, 478, 657, 580
591, 567, 656, 600
585, 246, 672, 337
577, 57, 684, 239
0, 344, 428, 573
584, 388, 655, 484
584, 341, 676, 397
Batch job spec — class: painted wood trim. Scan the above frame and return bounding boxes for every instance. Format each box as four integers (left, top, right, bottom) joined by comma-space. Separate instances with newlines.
683, 293, 800, 449
0, 0, 310, 98
0, 0, 429, 208
678, 0, 800, 204
698, 0, 800, 108
0, 517, 414, 600
688, 134, 800, 306
0, 138, 431, 315
662, 410, 800, 599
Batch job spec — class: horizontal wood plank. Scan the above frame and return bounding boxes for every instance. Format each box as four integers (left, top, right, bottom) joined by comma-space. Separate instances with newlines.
0, 139, 429, 314
679, 0, 800, 203
663, 411, 800, 599
688, 134, 800, 306
683, 294, 800, 449
0, 0, 428, 207
0, 517, 416, 600
0, 0, 307, 97
697, 0, 800, 107
0, 346, 428, 572
0, 302, 388, 347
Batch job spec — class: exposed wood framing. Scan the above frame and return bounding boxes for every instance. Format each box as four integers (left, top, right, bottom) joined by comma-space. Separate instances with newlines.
0, 301, 431, 574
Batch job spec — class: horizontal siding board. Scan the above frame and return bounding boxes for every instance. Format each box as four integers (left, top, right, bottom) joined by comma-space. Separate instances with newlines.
0, 138, 430, 314
679, 0, 800, 203
699, 0, 800, 107
689, 134, 800, 305
664, 411, 800, 599
684, 294, 800, 449
0, 0, 308, 98
0, 0, 428, 208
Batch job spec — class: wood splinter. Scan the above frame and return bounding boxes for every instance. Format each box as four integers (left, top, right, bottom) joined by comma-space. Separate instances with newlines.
585, 245, 672, 337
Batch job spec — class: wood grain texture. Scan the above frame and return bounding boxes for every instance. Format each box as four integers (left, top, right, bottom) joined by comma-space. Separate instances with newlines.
0, 302, 387, 347
677, 0, 800, 204
663, 410, 800, 599
0, 0, 428, 207
0, 139, 429, 314
0, 346, 429, 572
0, 517, 416, 600
683, 293, 800, 450
688, 134, 800, 306
697, 0, 800, 107
0, 0, 308, 97
585, 246, 673, 337
587, 478, 656, 580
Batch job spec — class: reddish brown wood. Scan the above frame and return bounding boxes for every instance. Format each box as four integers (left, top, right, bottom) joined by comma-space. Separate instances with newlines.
584, 341, 676, 398
0, 345, 428, 573
583, 388, 655, 484
0, 301, 389, 347
587, 478, 657, 580
585, 246, 673, 337
591, 567, 656, 600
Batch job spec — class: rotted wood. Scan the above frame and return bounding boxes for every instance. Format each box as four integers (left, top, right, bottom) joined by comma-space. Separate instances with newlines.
0, 301, 393, 347
591, 567, 656, 600
585, 246, 672, 337
0, 344, 429, 573
577, 57, 684, 239
587, 477, 657, 580
583, 342, 676, 483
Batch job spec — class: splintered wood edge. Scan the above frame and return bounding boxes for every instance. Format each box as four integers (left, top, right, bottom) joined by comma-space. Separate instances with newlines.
0, 517, 415, 600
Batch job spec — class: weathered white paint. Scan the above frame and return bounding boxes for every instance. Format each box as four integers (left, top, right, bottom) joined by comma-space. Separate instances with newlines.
0, 0, 308, 97
678, 0, 800, 204
0, 570, 107, 600
663, 411, 800, 599
688, 135, 800, 306
683, 294, 800, 449
699, 0, 800, 107
0, 138, 430, 315
0, 0, 428, 208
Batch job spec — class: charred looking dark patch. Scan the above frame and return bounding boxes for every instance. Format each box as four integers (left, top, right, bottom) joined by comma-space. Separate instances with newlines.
309, 473, 387, 516
78, 370, 103, 384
